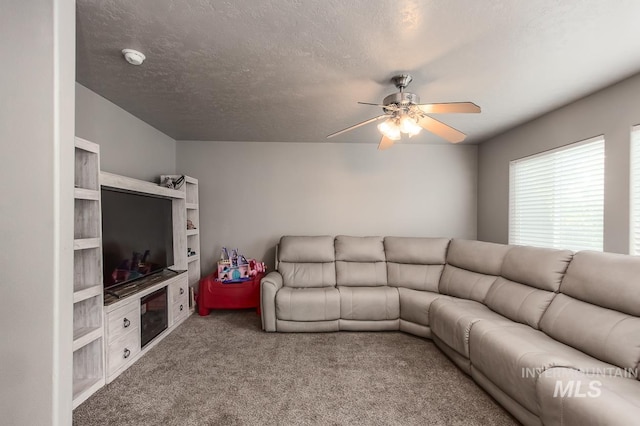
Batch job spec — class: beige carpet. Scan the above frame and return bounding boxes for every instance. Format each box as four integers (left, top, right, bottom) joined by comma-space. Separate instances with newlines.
73, 311, 518, 425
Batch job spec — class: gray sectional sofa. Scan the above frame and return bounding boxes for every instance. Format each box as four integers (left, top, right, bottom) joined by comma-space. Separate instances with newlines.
260, 235, 640, 426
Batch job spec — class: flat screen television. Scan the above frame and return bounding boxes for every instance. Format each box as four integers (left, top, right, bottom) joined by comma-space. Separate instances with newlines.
101, 189, 174, 289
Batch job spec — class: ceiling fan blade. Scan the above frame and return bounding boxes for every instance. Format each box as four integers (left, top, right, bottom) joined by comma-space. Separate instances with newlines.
358, 102, 400, 111
378, 135, 395, 151
326, 115, 389, 138
417, 102, 481, 114
417, 115, 467, 143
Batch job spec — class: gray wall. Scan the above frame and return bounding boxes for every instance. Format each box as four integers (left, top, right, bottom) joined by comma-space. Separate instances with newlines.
75, 83, 176, 182
177, 141, 477, 273
478, 72, 640, 253
0, 1, 75, 424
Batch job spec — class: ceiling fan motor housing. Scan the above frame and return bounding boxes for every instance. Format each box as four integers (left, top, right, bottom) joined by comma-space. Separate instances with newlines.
383, 92, 420, 109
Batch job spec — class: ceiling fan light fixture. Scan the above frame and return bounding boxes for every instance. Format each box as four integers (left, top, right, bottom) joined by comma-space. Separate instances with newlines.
377, 119, 401, 140
399, 115, 422, 137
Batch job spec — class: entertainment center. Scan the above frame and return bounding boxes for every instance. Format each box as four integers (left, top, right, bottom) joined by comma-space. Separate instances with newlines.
72, 137, 200, 408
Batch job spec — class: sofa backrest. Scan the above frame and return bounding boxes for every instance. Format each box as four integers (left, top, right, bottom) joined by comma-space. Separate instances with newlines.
278, 236, 336, 288
384, 237, 450, 292
439, 239, 511, 303
335, 236, 387, 287
540, 251, 640, 374
485, 245, 573, 329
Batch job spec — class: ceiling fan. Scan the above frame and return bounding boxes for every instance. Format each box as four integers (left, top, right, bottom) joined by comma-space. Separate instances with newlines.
327, 74, 481, 150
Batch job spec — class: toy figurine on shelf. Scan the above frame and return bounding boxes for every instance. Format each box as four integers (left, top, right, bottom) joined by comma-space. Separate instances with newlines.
186, 219, 196, 230
161, 175, 185, 189
248, 259, 266, 277
231, 249, 239, 267
220, 247, 230, 261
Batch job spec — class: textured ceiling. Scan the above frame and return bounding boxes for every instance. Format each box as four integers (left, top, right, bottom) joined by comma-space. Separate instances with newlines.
76, 0, 640, 144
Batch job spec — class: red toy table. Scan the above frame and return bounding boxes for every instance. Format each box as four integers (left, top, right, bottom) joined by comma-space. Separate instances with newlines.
198, 271, 265, 316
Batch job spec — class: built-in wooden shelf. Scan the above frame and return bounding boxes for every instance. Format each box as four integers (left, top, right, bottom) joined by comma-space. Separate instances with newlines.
186, 229, 199, 236
101, 172, 185, 199
187, 254, 200, 263
73, 377, 103, 402
75, 136, 100, 153
74, 238, 101, 251
73, 285, 102, 303
186, 203, 198, 210
73, 326, 102, 352
74, 188, 100, 200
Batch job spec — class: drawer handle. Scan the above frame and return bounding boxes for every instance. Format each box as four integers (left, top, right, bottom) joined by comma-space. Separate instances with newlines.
180, 288, 185, 295
123, 318, 130, 328
123, 348, 131, 359
180, 304, 184, 311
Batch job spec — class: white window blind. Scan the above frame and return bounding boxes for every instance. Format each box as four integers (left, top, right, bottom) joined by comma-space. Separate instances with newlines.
630, 126, 640, 254
509, 136, 604, 252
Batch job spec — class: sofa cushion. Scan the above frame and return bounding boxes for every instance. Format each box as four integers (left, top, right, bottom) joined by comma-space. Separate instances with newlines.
338, 286, 399, 321
397, 288, 449, 326
429, 298, 511, 358
335, 235, 386, 262
484, 277, 556, 329
275, 287, 340, 321
558, 250, 640, 316
279, 262, 337, 288
439, 239, 510, 303
484, 246, 573, 329
278, 235, 335, 263
537, 368, 640, 426
335, 236, 387, 287
278, 236, 336, 288
384, 237, 450, 264
540, 251, 640, 373
384, 237, 450, 291
469, 321, 623, 416
541, 294, 640, 374
446, 239, 511, 276
501, 245, 573, 292
439, 266, 499, 304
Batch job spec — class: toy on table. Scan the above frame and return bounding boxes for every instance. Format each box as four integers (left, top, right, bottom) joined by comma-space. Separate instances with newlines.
216, 246, 266, 283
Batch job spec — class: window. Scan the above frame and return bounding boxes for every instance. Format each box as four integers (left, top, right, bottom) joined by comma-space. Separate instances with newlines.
509, 136, 604, 252
630, 126, 640, 254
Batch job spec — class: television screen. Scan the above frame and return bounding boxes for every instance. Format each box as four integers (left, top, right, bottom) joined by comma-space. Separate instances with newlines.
101, 189, 174, 289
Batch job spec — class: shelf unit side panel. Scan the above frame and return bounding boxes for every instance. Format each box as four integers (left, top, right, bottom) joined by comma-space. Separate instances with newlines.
73, 138, 105, 408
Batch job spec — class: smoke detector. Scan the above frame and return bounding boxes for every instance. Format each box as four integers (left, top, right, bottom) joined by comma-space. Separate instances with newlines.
122, 49, 146, 66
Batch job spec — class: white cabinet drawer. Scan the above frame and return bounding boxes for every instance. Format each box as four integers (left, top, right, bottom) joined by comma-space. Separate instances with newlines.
106, 302, 139, 344
171, 277, 189, 304
107, 328, 140, 377
172, 298, 188, 324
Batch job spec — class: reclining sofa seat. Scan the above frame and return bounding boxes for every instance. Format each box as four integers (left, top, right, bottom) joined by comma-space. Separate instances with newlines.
535, 250, 640, 426
428, 239, 513, 373
466, 245, 582, 425
336, 235, 399, 331
384, 236, 451, 338
264, 235, 340, 332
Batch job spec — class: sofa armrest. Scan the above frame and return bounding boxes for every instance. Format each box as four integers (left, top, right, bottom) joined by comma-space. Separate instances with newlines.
260, 271, 283, 332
